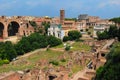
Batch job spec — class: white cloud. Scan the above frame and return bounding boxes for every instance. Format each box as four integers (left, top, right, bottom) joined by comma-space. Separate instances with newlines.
98, 0, 120, 8
0, 0, 18, 11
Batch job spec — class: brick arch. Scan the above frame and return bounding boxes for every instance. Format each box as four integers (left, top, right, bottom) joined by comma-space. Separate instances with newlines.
0, 17, 35, 38
6, 19, 22, 28
0, 22, 5, 38
7, 21, 20, 37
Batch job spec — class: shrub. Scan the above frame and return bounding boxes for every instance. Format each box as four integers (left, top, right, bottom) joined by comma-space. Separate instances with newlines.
0, 59, 10, 65
3, 59, 10, 64
65, 45, 70, 51
63, 36, 69, 42
60, 59, 66, 62
47, 35, 62, 47
68, 30, 82, 41
86, 28, 89, 32
49, 60, 59, 66
80, 29, 83, 32
0, 60, 4, 65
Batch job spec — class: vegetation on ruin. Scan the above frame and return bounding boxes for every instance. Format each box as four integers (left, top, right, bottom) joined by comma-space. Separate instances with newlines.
95, 42, 120, 80
0, 33, 62, 65
68, 30, 82, 40
47, 35, 62, 47
54, 40, 91, 52
70, 42, 91, 52
97, 25, 120, 41
0, 48, 85, 75
0, 50, 63, 73
110, 17, 120, 24
63, 30, 82, 42
63, 36, 70, 42
0, 41, 17, 65
0, 40, 91, 75
42, 21, 50, 34
29, 21, 37, 28
65, 18, 77, 21
97, 17, 120, 41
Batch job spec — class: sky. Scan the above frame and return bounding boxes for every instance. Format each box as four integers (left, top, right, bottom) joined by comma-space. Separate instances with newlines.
0, 0, 120, 19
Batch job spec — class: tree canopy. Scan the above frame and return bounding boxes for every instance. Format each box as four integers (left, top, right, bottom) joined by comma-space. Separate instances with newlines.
0, 33, 62, 65
97, 25, 120, 40
42, 21, 50, 34
110, 17, 120, 23
68, 30, 82, 41
95, 43, 120, 80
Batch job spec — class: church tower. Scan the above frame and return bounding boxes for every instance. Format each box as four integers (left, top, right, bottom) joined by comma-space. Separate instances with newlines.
60, 9, 65, 25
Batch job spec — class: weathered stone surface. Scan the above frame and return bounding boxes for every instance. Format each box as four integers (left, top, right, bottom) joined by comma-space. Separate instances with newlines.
0, 16, 34, 39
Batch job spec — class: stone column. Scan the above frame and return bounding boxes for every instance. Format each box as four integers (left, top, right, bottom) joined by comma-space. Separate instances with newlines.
3, 26, 8, 39
18, 26, 23, 37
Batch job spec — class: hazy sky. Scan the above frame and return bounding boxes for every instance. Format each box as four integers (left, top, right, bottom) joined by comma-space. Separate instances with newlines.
0, 0, 120, 18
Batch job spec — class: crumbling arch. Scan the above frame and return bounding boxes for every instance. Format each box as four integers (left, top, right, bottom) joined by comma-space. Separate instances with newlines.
8, 21, 20, 36
49, 75, 57, 80
0, 22, 4, 38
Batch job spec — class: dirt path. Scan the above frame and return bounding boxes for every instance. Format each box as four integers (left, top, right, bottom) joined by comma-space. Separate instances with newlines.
50, 48, 65, 52
17, 47, 64, 59
102, 39, 115, 50
17, 48, 46, 59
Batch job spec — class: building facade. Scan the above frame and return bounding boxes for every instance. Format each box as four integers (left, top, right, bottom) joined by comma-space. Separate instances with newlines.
48, 23, 65, 39
93, 25, 106, 37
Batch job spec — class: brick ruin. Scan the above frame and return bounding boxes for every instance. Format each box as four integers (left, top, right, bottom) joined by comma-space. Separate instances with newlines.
0, 16, 34, 39
0, 39, 115, 80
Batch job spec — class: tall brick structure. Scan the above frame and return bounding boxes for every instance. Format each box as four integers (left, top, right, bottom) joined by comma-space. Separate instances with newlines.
60, 9, 65, 25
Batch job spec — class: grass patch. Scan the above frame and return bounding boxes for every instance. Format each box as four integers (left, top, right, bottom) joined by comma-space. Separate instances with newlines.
28, 50, 63, 62
60, 59, 66, 62
0, 42, 87, 75
49, 60, 59, 66
0, 50, 63, 73
72, 64, 83, 73
54, 43, 64, 48
69, 64, 83, 77
70, 42, 91, 52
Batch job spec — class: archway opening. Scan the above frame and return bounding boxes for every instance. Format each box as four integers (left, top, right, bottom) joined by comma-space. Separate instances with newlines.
101, 53, 106, 57
0, 22, 4, 38
49, 75, 57, 80
8, 21, 20, 36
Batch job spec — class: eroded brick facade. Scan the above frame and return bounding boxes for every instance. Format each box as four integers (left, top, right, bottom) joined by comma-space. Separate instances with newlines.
0, 16, 34, 39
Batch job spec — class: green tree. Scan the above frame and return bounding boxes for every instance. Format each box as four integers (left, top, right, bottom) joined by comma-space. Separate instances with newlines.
15, 37, 32, 55
14, 42, 25, 55
28, 33, 48, 48
68, 30, 82, 41
97, 31, 109, 40
108, 25, 118, 38
95, 43, 120, 80
117, 28, 120, 41
65, 45, 70, 51
63, 36, 69, 42
110, 17, 120, 25
0, 41, 17, 61
31, 42, 40, 50
29, 21, 37, 28
42, 21, 50, 34
47, 35, 62, 47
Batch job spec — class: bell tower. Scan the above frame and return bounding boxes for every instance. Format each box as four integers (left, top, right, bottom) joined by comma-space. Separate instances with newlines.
60, 9, 65, 25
